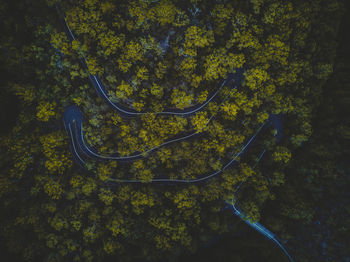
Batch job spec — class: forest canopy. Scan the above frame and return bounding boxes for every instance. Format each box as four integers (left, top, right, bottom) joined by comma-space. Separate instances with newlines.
0, 0, 346, 261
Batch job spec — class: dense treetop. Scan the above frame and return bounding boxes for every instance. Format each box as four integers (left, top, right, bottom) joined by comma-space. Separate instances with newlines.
0, 0, 345, 261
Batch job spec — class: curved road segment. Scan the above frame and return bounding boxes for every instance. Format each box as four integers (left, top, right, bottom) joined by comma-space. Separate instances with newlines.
63, 103, 268, 183
56, 4, 245, 117
57, 4, 293, 262
224, 115, 294, 262
228, 203, 295, 262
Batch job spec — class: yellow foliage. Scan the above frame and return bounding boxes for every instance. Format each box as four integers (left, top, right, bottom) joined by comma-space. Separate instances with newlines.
173, 9, 190, 27
150, 82, 163, 98
116, 80, 133, 99
242, 201, 260, 223
128, 1, 149, 26
157, 147, 172, 164
98, 188, 115, 205
133, 101, 145, 111
225, 53, 246, 71
71, 39, 80, 51
86, 57, 103, 75
50, 31, 70, 55
250, 0, 264, 14
197, 90, 208, 103
13, 84, 35, 103
191, 74, 203, 88
257, 111, 269, 123
44, 179, 63, 200
101, 1, 115, 13
70, 220, 82, 231
97, 162, 115, 181
69, 175, 84, 188
155, 61, 167, 79
73, 96, 83, 106
211, 3, 234, 20
211, 3, 234, 35
117, 58, 132, 73
265, 34, 290, 66
82, 179, 97, 196
182, 47, 197, 57
107, 213, 127, 236
110, 112, 122, 126
228, 29, 261, 50
50, 214, 68, 231
46, 234, 58, 248
263, 2, 294, 25
131, 191, 155, 214
273, 146, 292, 163
244, 68, 269, 90
151, 0, 177, 26
204, 49, 227, 80
103, 240, 123, 254
136, 66, 149, 80
98, 31, 124, 56
191, 112, 210, 132
83, 225, 98, 242
171, 89, 193, 109
117, 40, 143, 72
221, 101, 239, 119
184, 26, 214, 49
36, 101, 56, 122
124, 40, 143, 61
173, 189, 196, 209
40, 131, 72, 174
154, 235, 171, 250
180, 57, 197, 73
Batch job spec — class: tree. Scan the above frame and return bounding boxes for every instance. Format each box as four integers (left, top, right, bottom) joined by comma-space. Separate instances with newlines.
0, 0, 344, 261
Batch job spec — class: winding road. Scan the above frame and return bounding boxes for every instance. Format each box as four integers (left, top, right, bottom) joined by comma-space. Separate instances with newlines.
224, 115, 294, 262
63, 79, 235, 164
228, 203, 294, 262
56, 4, 244, 118
57, 4, 293, 262
63, 104, 269, 183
